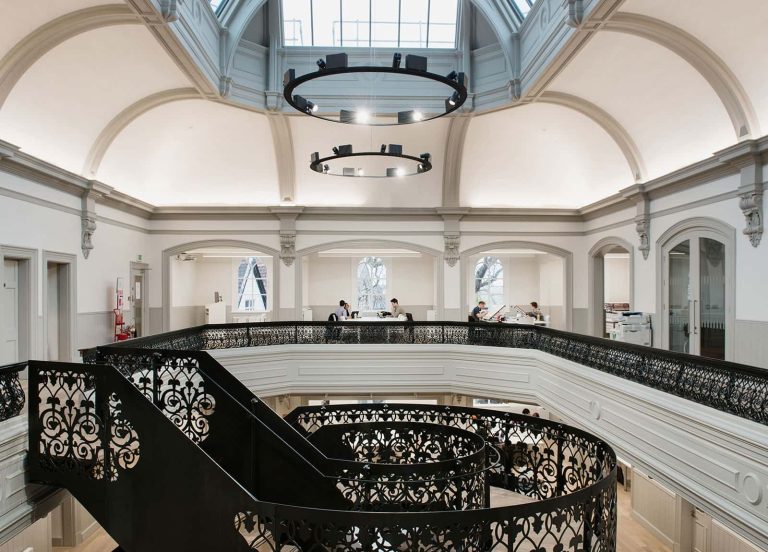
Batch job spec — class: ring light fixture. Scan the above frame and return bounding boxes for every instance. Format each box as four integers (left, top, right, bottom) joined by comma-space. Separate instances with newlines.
284, 52, 467, 126
310, 144, 432, 178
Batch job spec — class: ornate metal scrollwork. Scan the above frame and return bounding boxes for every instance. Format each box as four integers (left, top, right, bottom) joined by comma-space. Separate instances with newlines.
0, 363, 25, 421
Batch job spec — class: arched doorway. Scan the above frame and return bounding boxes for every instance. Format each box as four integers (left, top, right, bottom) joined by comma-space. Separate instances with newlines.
656, 218, 735, 360
162, 240, 280, 331
588, 237, 634, 338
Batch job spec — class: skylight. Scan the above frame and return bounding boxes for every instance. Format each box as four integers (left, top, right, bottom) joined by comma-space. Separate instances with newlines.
210, 0, 225, 12
283, 0, 459, 49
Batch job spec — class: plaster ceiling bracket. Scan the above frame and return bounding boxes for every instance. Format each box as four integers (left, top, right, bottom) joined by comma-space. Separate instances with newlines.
161, 0, 179, 23
622, 185, 650, 259
730, 155, 764, 247
567, 0, 585, 28
80, 181, 113, 260
270, 207, 304, 267
438, 208, 469, 267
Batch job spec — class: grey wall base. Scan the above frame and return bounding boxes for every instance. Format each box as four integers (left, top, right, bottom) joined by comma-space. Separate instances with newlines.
734, 320, 768, 369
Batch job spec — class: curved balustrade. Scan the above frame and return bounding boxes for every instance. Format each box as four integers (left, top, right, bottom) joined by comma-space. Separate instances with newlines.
0, 361, 25, 422
95, 321, 768, 425
29, 358, 617, 551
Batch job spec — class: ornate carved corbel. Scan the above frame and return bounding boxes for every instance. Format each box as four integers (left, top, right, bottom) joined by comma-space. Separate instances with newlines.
566, 0, 584, 28
219, 76, 233, 97
161, 0, 179, 22
635, 215, 650, 260
81, 217, 97, 259
444, 235, 460, 267
508, 79, 521, 102
621, 185, 650, 259
279, 232, 296, 267
739, 187, 763, 247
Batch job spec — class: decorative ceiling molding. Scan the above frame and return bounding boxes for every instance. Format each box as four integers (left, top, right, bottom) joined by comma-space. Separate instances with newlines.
467, 0, 520, 76
266, 113, 295, 203
221, 0, 268, 80
604, 12, 760, 140
0, 5, 140, 110
442, 116, 473, 208
83, 87, 201, 177
539, 91, 647, 182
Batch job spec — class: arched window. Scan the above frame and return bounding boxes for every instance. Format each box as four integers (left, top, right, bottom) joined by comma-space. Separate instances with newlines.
235, 257, 268, 311
475, 256, 503, 306
357, 257, 387, 311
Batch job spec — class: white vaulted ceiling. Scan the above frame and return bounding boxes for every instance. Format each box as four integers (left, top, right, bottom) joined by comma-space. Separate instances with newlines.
0, 0, 766, 209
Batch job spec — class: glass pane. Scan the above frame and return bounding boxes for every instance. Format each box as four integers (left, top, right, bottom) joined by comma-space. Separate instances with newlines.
313, 0, 342, 46
512, 0, 533, 17
283, 0, 311, 46
371, 0, 399, 47
399, 0, 429, 48
341, 1, 370, 47
699, 238, 725, 360
668, 241, 690, 354
237, 258, 268, 311
428, 0, 458, 48
475, 256, 504, 307
357, 257, 387, 311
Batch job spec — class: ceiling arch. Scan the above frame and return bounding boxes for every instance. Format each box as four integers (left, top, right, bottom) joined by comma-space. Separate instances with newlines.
0, 4, 139, 109
604, 12, 759, 140
84, 87, 201, 176
538, 91, 646, 182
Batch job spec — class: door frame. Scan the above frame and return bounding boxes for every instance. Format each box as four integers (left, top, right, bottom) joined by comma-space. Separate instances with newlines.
0, 245, 38, 362
588, 237, 635, 337
42, 251, 77, 362
656, 217, 735, 361
130, 261, 150, 337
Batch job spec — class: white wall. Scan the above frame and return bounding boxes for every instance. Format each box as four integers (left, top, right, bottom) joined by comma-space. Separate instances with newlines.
604, 254, 630, 304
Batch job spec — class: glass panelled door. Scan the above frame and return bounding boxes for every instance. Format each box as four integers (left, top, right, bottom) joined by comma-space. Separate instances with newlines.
665, 236, 726, 359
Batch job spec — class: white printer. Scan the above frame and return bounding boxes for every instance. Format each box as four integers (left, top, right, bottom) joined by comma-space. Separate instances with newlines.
612, 312, 652, 346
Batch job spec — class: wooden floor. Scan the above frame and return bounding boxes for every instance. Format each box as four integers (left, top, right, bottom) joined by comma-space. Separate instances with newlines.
57, 486, 670, 552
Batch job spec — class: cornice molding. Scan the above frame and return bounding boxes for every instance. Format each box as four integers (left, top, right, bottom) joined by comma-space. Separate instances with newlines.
2, 137, 767, 225
0, 5, 140, 110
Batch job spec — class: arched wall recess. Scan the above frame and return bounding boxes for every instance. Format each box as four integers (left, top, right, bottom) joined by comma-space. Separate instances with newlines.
604, 13, 760, 140
266, 113, 295, 203
587, 236, 635, 338
538, 91, 646, 182
459, 241, 573, 330
84, 88, 201, 176
162, 240, 281, 332
442, 115, 473, 208
0, 5, 140, 109
294, 239, 445, 321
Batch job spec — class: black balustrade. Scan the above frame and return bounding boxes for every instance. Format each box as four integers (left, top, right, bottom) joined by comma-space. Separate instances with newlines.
98, 321, 768, 425
0, 361, 25, 422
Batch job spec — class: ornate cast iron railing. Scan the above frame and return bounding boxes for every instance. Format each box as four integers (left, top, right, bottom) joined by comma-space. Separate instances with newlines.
0, 361, 25, 422
29, 359, 616, 551
95, 321, 768, 425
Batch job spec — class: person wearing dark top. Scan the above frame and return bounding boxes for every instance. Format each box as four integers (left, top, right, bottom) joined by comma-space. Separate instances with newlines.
471, 300, 487, 321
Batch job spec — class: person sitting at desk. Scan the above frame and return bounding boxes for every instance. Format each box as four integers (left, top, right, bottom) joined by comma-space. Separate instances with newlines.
471, 300, 488, 321
335, 300, 348, 320
389, 298, 406, 318
526, 301, 542, 320
344, 302, 351, 318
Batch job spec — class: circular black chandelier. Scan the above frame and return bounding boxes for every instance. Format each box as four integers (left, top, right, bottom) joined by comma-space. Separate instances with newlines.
284, 52, 467, 126
311, 144, 432, 178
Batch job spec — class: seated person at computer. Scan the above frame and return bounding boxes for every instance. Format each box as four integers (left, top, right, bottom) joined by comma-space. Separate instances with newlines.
335, 299, 348, 320
389, 298, 406, 318
471, 300, 488, 321
526, 301, 542, 319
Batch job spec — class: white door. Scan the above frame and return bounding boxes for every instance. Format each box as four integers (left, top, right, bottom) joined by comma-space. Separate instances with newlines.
1, 259, 19, 364
663, 235, 727, 360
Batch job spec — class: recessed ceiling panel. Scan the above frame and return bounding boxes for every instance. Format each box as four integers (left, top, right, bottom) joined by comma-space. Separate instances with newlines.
98, 100, 280, 206
460, 103, 633, 209
550, 32, 734, 180
0, 25, 190, 174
